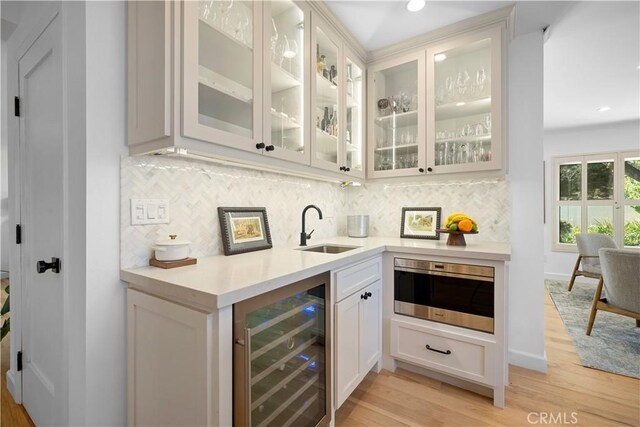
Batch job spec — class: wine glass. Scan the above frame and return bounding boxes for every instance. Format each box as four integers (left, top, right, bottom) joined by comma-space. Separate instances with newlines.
216, 0, 234, 30
270, 18, 279, 62
456, 69, 470, 100
475, 67, 487, 98
200, 0, 216, 23
483, 113, 492, 134
445, 76, 455, 103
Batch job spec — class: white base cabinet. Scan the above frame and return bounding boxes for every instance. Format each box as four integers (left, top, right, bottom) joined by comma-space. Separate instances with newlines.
333, 257, 382, 409
127, 289, 213, 427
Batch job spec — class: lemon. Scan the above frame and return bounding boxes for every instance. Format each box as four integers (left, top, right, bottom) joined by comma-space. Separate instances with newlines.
449, 224, 458, 232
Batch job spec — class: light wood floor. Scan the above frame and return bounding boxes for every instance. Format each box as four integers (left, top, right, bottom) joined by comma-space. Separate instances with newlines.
336, 292, 640, 426
1, 290, 638, 427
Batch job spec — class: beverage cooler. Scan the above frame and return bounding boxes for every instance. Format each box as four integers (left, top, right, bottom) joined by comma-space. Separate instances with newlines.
233, 273, 331, 427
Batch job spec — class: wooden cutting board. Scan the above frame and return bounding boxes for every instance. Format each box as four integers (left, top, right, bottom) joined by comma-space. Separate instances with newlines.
149, 257, 197, 269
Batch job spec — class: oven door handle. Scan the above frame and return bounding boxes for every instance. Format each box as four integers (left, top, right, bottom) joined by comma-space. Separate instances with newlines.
425, 344, 452, 355
395, 266, 494, 282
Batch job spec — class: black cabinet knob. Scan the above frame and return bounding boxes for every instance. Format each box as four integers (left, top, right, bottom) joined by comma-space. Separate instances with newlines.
427, 167, 433, 172
256, 142, 265, 150
360, 293, 368, 300
418, 168, 425, 173
366, 292, 372, 298
345, 167, 350, 172
340, 166, 346, 171
265, 145, 275, 152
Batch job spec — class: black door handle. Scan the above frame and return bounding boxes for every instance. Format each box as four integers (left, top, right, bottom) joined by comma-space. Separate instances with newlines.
37, 257, 61, 274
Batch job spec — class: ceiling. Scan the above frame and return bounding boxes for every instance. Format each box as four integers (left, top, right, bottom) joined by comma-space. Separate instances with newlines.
543, 1, 640, 130
326, 1, 639, 131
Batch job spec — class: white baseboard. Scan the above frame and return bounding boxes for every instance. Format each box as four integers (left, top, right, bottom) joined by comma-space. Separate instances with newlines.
508, 349, 548, 373
6, 369, 21, 403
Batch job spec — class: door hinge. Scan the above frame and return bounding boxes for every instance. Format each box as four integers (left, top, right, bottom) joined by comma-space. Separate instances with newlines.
14, 96, 20, 117
17, 351, 22, 371
16, 224, 21, 244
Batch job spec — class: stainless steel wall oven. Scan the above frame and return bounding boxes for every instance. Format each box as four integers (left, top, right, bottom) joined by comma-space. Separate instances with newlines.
394, 258, 495, 333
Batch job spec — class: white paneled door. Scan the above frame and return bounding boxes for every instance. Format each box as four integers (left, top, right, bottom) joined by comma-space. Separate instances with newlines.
19, 13, 65, 426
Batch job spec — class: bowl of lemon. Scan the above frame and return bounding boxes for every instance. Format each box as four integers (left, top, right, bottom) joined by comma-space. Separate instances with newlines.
438, 212, 479, 246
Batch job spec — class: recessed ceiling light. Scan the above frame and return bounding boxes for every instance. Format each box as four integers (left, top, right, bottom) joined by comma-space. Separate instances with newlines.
434, 53, 447, 62
597, 106, 611, 112
456, 102, 466, 107
407, 0, 425, 12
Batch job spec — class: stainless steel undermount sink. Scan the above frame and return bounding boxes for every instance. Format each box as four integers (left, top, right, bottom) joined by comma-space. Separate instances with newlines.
298, 244, 360, 254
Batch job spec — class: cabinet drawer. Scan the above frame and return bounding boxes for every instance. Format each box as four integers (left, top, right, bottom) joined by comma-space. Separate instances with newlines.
335, 257, 382, 302
390, 318, 494, 385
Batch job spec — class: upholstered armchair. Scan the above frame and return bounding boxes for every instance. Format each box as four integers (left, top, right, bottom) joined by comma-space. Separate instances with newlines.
568, 233, 617, 291
586, 248, 640, 336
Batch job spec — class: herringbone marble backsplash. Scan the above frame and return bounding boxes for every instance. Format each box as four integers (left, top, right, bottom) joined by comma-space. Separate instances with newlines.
346, 179, 510, 243
121, 156, 348, 267
121, 156, 510, 268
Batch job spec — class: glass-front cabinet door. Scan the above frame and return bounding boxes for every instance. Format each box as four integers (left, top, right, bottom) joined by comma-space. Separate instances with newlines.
426, 26, 503, 173
183, 1, 263, 151
311, 17, 341, 172
342, 52, 365, 178
368, 52, 425, 178
263, 1, 310, 164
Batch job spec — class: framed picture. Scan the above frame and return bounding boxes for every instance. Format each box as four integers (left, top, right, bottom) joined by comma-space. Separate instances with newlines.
218, 207, 273, 255
400, 207, 442, 240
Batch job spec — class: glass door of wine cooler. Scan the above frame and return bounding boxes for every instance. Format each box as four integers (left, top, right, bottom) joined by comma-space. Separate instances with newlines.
368, 52, 425, 178
426, 27, 503, 173
234, 273, 330, 427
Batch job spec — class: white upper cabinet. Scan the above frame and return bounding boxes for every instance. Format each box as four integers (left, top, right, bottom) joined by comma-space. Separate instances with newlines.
426, 26, 503, 174
343, 51, 366, 179
182, 1, 313, 164
311, 16, 342, 172
368, 52, 426, 178
367, 24, 506, 179
183, 0, 263, 152
264, 1, 311, 164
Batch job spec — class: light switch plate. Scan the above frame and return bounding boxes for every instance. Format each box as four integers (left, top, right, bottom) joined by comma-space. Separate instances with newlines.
131, 199, 170, 225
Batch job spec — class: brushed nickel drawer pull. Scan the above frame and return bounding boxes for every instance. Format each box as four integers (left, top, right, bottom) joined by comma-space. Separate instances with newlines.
425, 344, 451, 355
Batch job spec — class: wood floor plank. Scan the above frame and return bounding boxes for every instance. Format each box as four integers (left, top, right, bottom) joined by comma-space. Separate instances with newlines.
336, 289, 640, 427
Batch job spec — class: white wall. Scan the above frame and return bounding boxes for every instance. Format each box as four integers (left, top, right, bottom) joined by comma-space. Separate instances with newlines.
543, 119, 640, 279
507, 30, 547, 371
84, 1, 127, 425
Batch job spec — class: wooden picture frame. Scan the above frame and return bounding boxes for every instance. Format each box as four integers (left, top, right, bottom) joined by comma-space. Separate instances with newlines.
218, 207, 273, 255
400, 207, 442, 240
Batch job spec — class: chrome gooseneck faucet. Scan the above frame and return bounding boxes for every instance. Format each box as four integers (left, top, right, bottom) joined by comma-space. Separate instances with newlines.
300, 205, 323, 246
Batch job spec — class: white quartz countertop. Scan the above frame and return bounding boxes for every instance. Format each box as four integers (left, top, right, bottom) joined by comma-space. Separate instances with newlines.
121, 237, 511, 310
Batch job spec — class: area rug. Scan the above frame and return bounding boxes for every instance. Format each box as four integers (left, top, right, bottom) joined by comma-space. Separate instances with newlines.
546, 279, 640, 379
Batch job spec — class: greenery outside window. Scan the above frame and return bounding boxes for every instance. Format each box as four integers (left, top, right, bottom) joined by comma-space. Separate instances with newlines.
553, 150, 640, 251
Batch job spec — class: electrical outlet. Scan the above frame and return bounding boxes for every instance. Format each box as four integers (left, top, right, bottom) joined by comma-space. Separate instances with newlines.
131, 199, 170, 225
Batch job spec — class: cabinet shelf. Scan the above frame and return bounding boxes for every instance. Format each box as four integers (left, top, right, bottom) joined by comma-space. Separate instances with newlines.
199, 15, 253, 51
316, 72, 338, 107
272, 63, 302, 93
271, 109, 301, 131
374, 110, 418, 128
435, 97, 491, 121
375, 143, 419, 152
199, 65, 252, 104
435, 134, 491, 144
